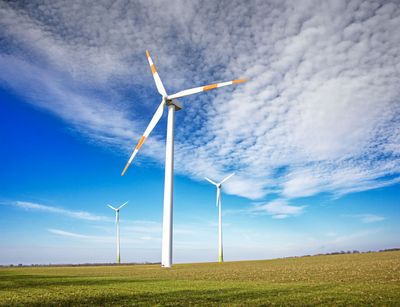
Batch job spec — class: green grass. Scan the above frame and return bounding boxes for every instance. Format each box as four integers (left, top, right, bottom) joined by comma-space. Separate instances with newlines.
1, 251, 399, 306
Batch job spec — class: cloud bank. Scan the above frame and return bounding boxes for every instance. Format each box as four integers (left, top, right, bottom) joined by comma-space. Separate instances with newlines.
1, 0, 399, 206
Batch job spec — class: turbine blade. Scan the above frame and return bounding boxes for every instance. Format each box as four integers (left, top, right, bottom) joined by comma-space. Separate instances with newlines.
219, 173, 235, 185
117, 201, 128, 210
121, 100, 165, 176
146, 50, 167, 97
107, 205, 117, 211
205, 177, 218, 186
167, 79, 246, 100
216, 188, 221, 207
116, 211, 119, 224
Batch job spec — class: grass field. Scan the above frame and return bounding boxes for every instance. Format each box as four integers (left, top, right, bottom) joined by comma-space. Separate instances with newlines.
0, 251, 399, 306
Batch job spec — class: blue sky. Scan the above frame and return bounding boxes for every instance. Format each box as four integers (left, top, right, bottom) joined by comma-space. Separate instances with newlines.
0, 0, 399, 265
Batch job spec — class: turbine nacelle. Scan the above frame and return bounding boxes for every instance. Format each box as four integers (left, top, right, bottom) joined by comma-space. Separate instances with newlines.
205, 173, 235, 207
165, 98, 183, 111
205, 173, 235, 189
107, 201, 128, 213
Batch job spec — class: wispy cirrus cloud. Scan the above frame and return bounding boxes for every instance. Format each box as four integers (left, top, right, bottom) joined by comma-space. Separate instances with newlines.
48, 229, 100, 239
47, 220, 196, 245
11, 201, 109, 221
346, 214, 386, 224
1, 0, 399, 203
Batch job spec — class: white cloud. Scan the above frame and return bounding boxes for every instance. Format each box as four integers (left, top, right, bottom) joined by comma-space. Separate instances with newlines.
251, 199, 305, 219
12, 201, 109, 221
0, 0, 399, 203
226, 199, 305, 219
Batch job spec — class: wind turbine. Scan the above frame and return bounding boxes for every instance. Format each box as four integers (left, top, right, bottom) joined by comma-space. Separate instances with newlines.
107, 201, 128, 264
121, 51, 246, 268
205, 173, 235, 263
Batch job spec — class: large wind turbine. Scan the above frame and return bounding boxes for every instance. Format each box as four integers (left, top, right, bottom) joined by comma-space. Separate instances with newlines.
205, 173, 235, 263
121, 51, 246, 268
107, 201, 128, 264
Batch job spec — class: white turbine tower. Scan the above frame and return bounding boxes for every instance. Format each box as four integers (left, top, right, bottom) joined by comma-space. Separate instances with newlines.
107, 201, 128, 264
205, 173, 235, 263
121, 51, 246, 268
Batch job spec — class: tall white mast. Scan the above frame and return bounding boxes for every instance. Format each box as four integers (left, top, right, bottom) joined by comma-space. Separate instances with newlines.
116, 210, 120, 264
162, 104, 176, 267
218, 186, 223, 262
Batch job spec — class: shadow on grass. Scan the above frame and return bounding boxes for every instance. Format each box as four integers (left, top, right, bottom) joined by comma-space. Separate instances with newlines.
0, 274, 154, 290
1, 274, 398, 306
4, 286, 315, 306
52, 285, 398, 307
2, 280, 358, 307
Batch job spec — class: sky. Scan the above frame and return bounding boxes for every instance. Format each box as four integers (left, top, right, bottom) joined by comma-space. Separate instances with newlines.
0, 0, 399, 265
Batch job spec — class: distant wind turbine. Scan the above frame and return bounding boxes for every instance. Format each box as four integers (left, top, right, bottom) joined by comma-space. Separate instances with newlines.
107, 201, 128, 264
205, 173, 235, 263
120, 51, 246, 267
